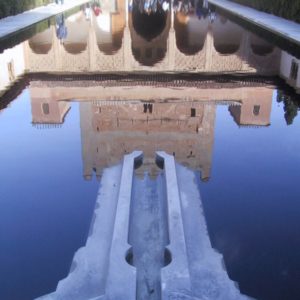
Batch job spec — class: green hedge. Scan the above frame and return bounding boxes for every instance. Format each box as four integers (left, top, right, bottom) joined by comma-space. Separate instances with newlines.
0, 0, 52, 19
230, 0, 300, 23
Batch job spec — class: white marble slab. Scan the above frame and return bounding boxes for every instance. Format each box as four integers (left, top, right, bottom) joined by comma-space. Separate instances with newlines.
0, 0, 89, 40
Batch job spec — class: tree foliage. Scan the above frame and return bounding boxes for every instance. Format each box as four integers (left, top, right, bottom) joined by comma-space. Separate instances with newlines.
230, 0, 300, 23
277, 90, 300, 125
0, 0, 52, 19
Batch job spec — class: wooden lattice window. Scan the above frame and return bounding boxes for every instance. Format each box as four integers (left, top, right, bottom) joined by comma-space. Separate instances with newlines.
253, 105, 260, 116
290, 60, 299, 81
42, 103, 50, 115
7, 60, 15, 81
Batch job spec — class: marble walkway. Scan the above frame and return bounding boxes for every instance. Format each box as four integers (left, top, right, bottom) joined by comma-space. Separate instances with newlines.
0, 0, 89, 40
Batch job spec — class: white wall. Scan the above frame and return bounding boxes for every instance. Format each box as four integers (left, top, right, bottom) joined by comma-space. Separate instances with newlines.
280, 51, 300, 93
0, 43, 25, 92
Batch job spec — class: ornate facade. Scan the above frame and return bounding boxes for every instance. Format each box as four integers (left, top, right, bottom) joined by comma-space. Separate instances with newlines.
24, 3, 280, 74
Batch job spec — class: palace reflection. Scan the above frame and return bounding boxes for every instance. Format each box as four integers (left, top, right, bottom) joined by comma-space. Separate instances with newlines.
25, 2, 280, 74
29, 77, 273, 180
0, 0, 299, 94
0, 0, 298, 177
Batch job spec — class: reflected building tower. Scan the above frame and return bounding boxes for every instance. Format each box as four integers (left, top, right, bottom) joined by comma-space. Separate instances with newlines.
28, 77, 274, 180
80, 101, 216, 181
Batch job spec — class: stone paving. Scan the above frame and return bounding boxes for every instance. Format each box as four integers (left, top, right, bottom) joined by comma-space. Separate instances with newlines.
208, 0, 300, 46
0, 0, 89, 40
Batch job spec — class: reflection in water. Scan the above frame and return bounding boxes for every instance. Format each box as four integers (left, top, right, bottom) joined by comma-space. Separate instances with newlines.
4, 74, 298, 300
1, 0, 299, 97
0, 1, 299, 89
24, 8, 280, 73
79, 101, 215, 180
28, 75, 273, 180
277, 89, 300, 125
0, 1, 300, 300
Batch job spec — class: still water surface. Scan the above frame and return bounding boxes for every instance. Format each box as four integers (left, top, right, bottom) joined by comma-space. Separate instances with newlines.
0, 1, 300, 299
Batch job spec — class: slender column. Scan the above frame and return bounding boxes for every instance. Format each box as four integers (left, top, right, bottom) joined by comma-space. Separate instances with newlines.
88, 15, 96, 71
53, 25, 62, 71
205, 27, 213, 71
168, 29, 176, 70
125, 0, 129, 27
171, 0, 174, 29
168, 1, 175, 70
241, 31, 251, 71
123, 27, 131, 70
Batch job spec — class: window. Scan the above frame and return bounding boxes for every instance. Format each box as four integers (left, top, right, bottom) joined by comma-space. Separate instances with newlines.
7, 61, 15, 81
253, 105, 260, 116
191, 108, 196, 117
290, 60, 299, 81
143, 104, 153, 113
42, 103, 50, 115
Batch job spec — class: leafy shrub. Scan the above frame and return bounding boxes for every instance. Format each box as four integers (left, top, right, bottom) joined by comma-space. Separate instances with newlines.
0, 0, 52, 19
230, 0, 300, 23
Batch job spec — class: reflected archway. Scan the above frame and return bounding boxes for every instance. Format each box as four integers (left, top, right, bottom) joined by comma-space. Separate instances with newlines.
131, 1, 168, 41
175, 13, 208, 55
29, 28, 53, 54
250, 34, 274, 56
94, 6, 125, 55
64, 12, 89, 54
129, 6, 170, 66
212, 18, 243, 54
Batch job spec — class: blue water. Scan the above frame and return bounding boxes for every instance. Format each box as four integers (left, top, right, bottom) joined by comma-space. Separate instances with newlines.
0, 90, 99, 300
0, 84, 300, 300
200, 93, 300, 300
1, 87, 300, 300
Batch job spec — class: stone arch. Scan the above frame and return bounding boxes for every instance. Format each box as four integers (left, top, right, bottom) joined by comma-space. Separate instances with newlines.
212, 18, 243, 54
129, 10, 170, 66
250, 33, 274, 56
28, 27, 53, 54
63, 12, 89, 54
174, 13, 208, 55
131, 2, 168, 41
94, 10, 125, 55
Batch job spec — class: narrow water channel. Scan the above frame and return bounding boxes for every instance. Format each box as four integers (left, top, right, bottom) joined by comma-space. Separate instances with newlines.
129, 173, 169, 300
